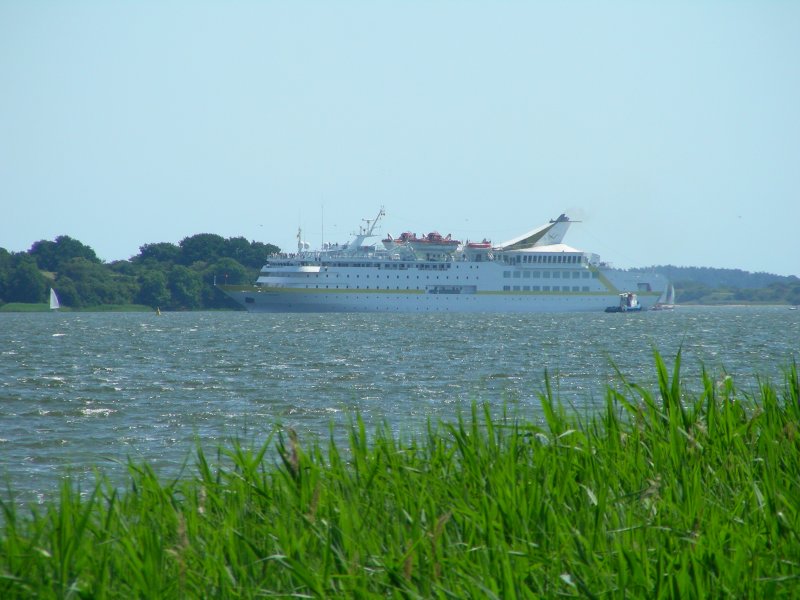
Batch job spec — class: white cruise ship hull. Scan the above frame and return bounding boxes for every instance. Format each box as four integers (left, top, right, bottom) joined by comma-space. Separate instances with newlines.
222, 287, 662, 313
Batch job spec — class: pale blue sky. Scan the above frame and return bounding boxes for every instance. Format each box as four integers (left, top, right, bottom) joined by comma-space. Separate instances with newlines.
2, 1, 798, 276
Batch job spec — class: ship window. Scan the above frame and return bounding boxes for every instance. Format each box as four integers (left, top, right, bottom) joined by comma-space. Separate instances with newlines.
563, 271, 570, 278
533, 271, 541, 278
523, 271, 530, 278
572, 272, 580, 279
513, 286, 520, 291
582, 286, 589, 291
572, 286, 579, 292
533, 286, 540, 291
543, 286, 550, 291
503, 285, 510, 291
582, 272, 589, 278
503, 271, 511, 278
553, 272, 560, 278
523, 286, 530, 291
592, 272, 599, 278
513, 271, 521, 278
543, 271, 551, 278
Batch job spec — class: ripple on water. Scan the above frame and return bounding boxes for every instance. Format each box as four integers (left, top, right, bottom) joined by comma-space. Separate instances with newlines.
0, 307, 797, 502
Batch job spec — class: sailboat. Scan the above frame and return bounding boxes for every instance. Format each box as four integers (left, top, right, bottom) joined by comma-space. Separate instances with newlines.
651, 283, 675, 311
49, 288, 61, 311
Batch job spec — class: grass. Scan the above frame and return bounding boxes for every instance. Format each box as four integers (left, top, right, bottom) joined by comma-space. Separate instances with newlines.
1, 351, 799, 598
0, 303, 55, 312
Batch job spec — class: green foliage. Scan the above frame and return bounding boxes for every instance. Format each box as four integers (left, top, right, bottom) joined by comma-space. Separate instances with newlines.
1, 355, 799, 597
205, 258, 250, 286
168, 266, 203, 310
178, 234, 227, 266
29, 235, 100, 271
675, 279, 800, 305
138, 242, 181, 264
652, 265, 797, 290
51, 276, 80, 307
4, 256, 47, 303
136, 270, 171, 309
224, 237, 280, 269
0, 233, 280, 310
56, 258, 135, 308
650, 265, 800, 304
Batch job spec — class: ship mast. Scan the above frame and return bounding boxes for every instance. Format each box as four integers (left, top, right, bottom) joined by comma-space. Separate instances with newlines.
345, 207, 385, 251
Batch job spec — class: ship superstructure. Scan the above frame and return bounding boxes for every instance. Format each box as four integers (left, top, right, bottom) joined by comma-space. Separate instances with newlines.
220, 210, 669, 313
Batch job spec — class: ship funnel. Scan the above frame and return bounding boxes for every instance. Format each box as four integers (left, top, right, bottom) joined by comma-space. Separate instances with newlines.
496, 214, 572, 250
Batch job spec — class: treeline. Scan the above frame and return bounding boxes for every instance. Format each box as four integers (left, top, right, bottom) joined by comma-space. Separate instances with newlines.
673, 280, 800, 305
0, 234, 279, 310
651, 265, 798, 289
2, 239, 799, 309
649, 265, 800, 305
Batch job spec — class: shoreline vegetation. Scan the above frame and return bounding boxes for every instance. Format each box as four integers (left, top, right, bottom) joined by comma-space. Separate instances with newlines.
1, 301, 797, 313
1, 353, 799, 597
2, 234, 799, 311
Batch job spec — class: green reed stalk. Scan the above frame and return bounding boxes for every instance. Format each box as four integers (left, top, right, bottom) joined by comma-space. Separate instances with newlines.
1, 351, 799, 598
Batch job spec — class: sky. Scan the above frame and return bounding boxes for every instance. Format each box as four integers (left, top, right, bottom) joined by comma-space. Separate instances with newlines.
1, 1, 798, 276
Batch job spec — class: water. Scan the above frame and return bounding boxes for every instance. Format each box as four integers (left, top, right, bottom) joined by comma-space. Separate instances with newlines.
1, 307, 797, 504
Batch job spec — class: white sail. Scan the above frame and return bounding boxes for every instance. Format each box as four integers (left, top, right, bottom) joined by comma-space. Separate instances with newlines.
665, 283, 675, 305
49, 288, 60, 310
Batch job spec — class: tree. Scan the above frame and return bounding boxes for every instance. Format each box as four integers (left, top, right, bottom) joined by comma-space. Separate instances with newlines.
788, 283, 800, 306
6, 257, 47, 303
58, 257, 133, 306
137, 242, 180, 264
29, 236, 99, 271
52, 277, 80, 308
137, 270, 171, 308
206, 258, 250, 286
243, 240, 281, 269
0, 248, 11, 302
179, 234, 226, 266
168, 266, 203, 309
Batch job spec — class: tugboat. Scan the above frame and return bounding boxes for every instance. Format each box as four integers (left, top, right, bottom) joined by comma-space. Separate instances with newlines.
605, 292, 643, 313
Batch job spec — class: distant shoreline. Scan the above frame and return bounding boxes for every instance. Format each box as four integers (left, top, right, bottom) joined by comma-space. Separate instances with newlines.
1, 302, 797, 313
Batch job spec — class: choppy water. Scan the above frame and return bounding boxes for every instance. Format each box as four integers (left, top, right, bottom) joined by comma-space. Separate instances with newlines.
1, 307, 798, 503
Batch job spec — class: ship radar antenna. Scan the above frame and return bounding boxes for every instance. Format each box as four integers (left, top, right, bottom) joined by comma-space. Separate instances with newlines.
360, 206, 386, 237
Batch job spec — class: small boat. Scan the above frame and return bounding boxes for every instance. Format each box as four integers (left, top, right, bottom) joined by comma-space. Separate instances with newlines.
605, 292, 643, 313
651, 283, 676, 311
49, 288, 60, 311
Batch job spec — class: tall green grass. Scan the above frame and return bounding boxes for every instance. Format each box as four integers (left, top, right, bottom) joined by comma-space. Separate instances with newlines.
1, 351, 799, 598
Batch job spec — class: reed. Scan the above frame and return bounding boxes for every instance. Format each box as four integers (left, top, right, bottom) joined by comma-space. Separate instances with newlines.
1, 352, 798, 598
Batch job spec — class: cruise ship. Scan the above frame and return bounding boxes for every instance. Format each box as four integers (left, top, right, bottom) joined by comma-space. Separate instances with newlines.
219, 210, 670, 313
